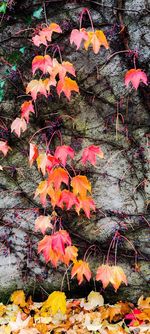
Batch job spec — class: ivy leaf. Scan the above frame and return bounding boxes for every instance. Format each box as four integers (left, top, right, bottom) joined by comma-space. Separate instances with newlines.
81, 145, 104, 165
84, 30, 109, 54
125, 69, 148, 90
96, 264, 114, 289
110, 265, 128, 291
32, 55, 53, 75
11, 117, 27, 137
62, 245, 78, 266
0, 2, 7, 14
26, 79, 48, 101
70, 28, 88, 50
71, 175, 91, 197
34, 215, 53, 234
0, 141, 11, 156
42, 291, 66, 315
57, 77, 79, 100
32, 23, 62, 46
38, 235, 60, 266
33, 7, 43, 19
51, 229, 72, 255
96, 264, 127, 291
34, 180, 48, 206
75, 195, 96, 218
54, 145, 74, 166
9, 313, 31, 332
48, 167, 69, 190
58, 189, 79, 210
21, 101, 34, 123
19, 47, 26, 54
71, 260, 92, 284
29, 143, 39, 167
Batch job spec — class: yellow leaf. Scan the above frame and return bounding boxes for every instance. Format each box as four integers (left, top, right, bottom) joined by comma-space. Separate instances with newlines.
42, 291, 66, 315
10, 290, 26, 307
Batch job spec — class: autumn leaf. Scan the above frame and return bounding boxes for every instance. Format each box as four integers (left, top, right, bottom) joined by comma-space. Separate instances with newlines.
20, 329, 39, 334
48, 167, 69, 190
75, 195, 96, 218
125, 69, 148, 90
32, 55, 53, 75
38, 235, 59, 266
70, 28, 88, 50
51, 229, 72, 255
29, 143, 39, 167
21, 101, 35, 123
0, 141, 11, 156
57, 77, 79, 100
26, 79, 48, 101
11, 117, 27, 137
32, 23, 62, 46
71, 260, 92, 284
81, 145, 104, 165
71, 175, 91, 197
84, 30, 109, 54
110, 265, 128, 291
10, 290, 26, 308
34, 215, 53, 234
34, 180, 48, 206
54, 145, 74, 166
81, 291, 104, 310
96, 264, 114, 289
61, 245, 78, 266
58, 189, 79, 210
42, 291, 66, 315
9, 312, 31, 332
138, 296, 150, 309
36, 153, 48, 175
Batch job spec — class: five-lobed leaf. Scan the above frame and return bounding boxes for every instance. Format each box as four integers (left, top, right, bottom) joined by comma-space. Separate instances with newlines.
71, 260, 92, 285
125, 69, 148, 90
57, 77, 79, 100
54, 145, 74, 166
81, 145, 104, 166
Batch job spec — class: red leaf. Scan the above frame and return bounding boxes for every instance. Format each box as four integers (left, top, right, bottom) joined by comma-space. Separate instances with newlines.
51, 229, 71, 255
38, 235, 59, 266
54, 145, 74, 166
57, 77, 79, 100
11, 117, 27, 137
81, 145, 104, 165
70, 28, 88, 50
21, 101, 34, 123
71, 260, 92, 284
32, 55, 53, 75
58, 189, 79, 210
29, 143, 39, 167
0, 141, 11, 156
125, 69, 148, 90
61, 245, 78, 266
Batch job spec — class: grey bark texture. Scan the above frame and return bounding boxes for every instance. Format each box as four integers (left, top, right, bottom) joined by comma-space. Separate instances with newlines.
0, 0, 149, 303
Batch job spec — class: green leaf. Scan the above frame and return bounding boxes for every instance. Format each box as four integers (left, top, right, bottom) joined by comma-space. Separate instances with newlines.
19, 47, 26, 54
0, 2, 7, 14
33, 7, 43, 19
0, 80, 5, 89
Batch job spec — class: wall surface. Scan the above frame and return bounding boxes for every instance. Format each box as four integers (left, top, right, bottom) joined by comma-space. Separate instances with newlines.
0, 0, 149, 303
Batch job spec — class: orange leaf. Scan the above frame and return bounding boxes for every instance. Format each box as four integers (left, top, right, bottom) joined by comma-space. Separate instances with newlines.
125, 69, 148, 90
32, 55, 53, 75
110, 265, 128, 291
58, 189, 79, 210
70, 28, 88, 50
71, 260, 92, 284
29, 143, 39, 167
0, 141, 11, 156
84, 30, 109, 54
57, 77, 79, 100
34, 215, 53, 234
51, 229, 71, 255
34, 180, 48, 206
11, 117, 27, 137
10, 290, 26, 308
32, 23, 62, 46
54, 145, 74, 166
47, 185, 61, 208
61, 245, 78, 266
96, 264, 113, 289
71, 175, 91, 197
81, 145, 104, 165
48, 167, 69, 190
75, 195, 96, 218
26, 79, 48, 101
21, 101, 34, 123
